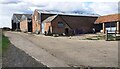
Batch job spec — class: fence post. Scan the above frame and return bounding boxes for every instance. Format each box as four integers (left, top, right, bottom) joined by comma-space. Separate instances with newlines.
115, 30, 117, 40
105, 30, 108, 41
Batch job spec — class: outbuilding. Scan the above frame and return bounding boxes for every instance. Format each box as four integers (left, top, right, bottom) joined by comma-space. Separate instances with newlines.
20, 14, 32, 32
32, 9, 55, 33
42, 15, 71, 35
32, 9, 98, 35
11, 14, 32, 32
42, 14, 98, 35
11, 14, 23, 31
95, 14, 120, 34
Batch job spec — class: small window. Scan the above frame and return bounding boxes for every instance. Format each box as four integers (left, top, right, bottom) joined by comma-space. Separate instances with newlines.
58, 22, 64, 27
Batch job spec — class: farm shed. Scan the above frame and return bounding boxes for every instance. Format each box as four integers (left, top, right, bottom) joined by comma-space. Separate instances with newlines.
20, 14, 32, 32
11, 14, 23, 31
42, 14, 98, 35
95, 14, 120, 34
32, 9, 98, 35
32, 9, 56, 33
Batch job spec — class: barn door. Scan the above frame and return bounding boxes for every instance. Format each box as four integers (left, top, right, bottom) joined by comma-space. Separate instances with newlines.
28, 21, 32, 32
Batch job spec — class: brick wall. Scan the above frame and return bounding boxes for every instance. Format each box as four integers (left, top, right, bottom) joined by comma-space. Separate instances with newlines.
61, 15, 97, 33
44, 22, 51, 33
44, 16, 67, 34
32, 11, 97, 34
46, 15, 97, 34
32, 10, 41, 33
20, 19, 28, 32
52, 16, 67, 34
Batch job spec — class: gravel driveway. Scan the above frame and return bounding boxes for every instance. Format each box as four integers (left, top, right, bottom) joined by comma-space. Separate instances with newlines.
4, 31, 118, 67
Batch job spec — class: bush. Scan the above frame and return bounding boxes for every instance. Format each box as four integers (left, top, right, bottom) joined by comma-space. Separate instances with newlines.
2, 27, 11, 31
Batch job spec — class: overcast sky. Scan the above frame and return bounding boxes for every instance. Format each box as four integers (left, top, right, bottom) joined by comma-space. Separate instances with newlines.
0, 0, 119, 28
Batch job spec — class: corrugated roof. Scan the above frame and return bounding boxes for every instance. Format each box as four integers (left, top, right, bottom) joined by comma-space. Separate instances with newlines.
13, 14, 23, 20
13, 14, 32, 20
95, 14, 120, 24
21, 14, 32, 21
42, 15, 58, 23
24, 14, 32, 19
12, 14, 32, 23
37, 9, 99, 17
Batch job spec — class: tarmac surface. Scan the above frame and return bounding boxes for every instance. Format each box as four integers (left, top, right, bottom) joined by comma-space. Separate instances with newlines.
2, 44, 46, 67
4, 31, 119, 67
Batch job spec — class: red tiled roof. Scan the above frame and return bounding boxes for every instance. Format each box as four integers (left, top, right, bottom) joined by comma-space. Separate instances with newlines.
95, 14, 120, 24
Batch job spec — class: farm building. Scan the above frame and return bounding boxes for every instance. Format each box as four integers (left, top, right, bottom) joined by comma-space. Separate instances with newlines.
42, 14, 98, 35
95, 14, 120, 34
11, 14, 23, 31
20, 14, 32, 32
32, 9, 56, 33
32, 9, 98, 35
11, 14, 32, 32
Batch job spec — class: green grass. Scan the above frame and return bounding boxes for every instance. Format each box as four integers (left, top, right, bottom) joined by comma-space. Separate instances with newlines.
85, 35, 105, 40
2, 34, 10, 52
116, 36, 120, 40
84, 34, 120, 41
107, 34, 115, 41
86, 38, 99, 40
0, 34, 1, 56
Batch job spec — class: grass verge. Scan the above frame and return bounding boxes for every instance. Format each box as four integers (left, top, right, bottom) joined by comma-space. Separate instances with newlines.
2, 34, 10, 52
84, 34, 120, 41
84, 35, 105, 40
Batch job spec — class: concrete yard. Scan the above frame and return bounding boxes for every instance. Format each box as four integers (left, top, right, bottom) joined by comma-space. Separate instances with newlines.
4, 31, 119, 67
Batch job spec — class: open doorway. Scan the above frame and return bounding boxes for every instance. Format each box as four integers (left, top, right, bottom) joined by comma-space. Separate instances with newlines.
12, 23, 16, 31
28, 20, 32, 32
105, 22, 116, 33
65, 28, 69, 36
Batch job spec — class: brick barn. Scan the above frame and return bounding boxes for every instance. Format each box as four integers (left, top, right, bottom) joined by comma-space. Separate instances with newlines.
95, 14, 120, 34
32, 9, 98, 35
42, 15, 70, 35
42, 14, 98, 35
20, 14, 32, 32
32, 9, 55, 33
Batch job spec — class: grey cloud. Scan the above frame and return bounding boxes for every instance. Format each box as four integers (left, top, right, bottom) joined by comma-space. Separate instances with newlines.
0, 0, 22, 4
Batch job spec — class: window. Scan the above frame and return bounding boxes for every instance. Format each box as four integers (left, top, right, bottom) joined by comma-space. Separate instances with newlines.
58, 22, 64, 27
